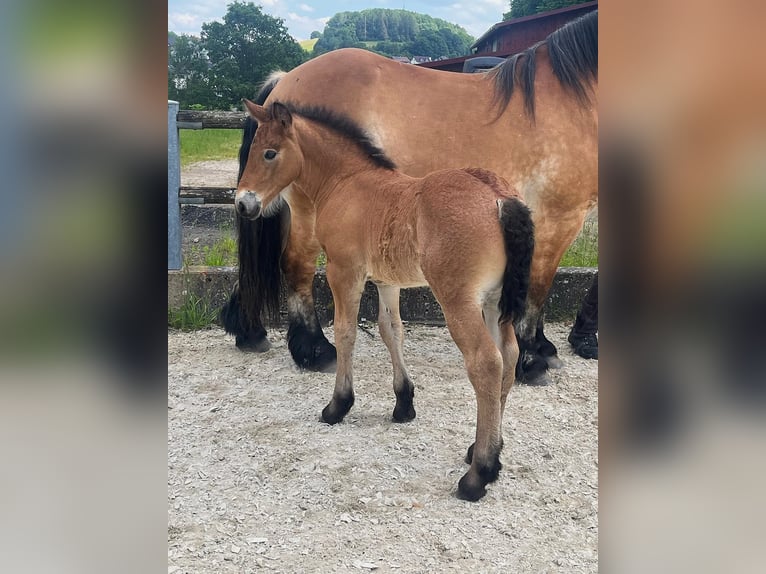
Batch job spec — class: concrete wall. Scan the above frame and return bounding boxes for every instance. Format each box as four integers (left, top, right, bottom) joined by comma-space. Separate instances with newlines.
169, 266, 597, 326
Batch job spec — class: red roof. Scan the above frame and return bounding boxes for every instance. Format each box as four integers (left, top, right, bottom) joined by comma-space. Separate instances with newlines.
470, 1, 598, 50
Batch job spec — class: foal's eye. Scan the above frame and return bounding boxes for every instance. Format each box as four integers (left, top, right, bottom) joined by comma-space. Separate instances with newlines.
263, 149, 277, 161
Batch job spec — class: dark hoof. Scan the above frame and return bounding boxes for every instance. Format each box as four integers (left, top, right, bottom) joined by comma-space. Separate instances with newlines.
546, 355, 564, 369
568, 332, 598, 360
392, 382, 415, 422
518, 371, 553, 386
314, 355, 337, 374
457, 474, 487, 501
321, 394, 354, 425
235, 333, 272, 353
392, 403, 416, 423
288, 323, 338, 372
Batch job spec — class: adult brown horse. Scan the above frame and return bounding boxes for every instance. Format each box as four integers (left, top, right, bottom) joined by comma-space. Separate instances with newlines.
220, 11, 597, 386
236, 99, 534, 500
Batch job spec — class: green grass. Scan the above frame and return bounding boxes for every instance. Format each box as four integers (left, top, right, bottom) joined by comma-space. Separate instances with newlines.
201, 236, 238, 266
180, 129, 241, 166
168, 293, 219, 331
559, 220, 599, 267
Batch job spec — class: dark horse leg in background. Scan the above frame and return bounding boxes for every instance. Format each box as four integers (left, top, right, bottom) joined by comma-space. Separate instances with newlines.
219, 78, 337, 370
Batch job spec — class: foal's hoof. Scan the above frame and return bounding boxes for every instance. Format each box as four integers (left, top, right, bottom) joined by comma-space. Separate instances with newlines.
392, 403, 416, 423
321, 395, 354, 425
457, 471, 491, 502
235, 333, 272, 353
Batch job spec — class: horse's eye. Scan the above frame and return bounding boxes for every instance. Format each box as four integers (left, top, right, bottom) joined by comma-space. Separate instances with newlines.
263, 149, 277, 161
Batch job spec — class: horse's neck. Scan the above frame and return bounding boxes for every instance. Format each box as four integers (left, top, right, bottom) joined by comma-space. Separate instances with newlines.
294, 121, 398, 205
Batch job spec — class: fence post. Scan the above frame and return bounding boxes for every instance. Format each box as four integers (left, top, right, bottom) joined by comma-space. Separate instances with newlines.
168, 100, 182, 270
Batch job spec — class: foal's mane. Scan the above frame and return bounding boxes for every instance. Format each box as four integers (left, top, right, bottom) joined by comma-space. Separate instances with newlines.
279, 103, 397, 170
490, 9, 597, 120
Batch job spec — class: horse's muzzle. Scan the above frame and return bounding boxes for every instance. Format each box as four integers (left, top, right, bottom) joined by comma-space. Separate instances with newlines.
235, 191, 262, 219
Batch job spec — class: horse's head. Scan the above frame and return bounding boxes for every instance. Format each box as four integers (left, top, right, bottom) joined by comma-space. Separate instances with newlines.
235, 100, 302, 220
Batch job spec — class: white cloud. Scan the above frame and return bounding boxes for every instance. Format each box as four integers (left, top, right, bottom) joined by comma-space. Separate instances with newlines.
169, 12, 198, 27
298, 3, 314, 12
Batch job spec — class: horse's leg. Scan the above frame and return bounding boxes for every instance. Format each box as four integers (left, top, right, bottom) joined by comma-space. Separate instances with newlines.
466, 304, 519, 466
536, 313, 563, 368
438, 297, 504, 501
517, 212, 588, 385
377, 285, 416, 422
320, 264, 364, 425
282, 215, 337, 373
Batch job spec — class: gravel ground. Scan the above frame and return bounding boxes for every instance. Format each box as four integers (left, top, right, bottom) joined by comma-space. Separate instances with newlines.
168, 321, 598, 573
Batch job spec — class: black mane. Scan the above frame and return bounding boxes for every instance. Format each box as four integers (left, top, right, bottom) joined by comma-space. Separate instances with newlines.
278, 103, 397, 170
490, 10, 597, 120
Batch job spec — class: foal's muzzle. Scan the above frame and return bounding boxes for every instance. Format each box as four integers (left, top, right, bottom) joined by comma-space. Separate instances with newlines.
235, 191, 262, 220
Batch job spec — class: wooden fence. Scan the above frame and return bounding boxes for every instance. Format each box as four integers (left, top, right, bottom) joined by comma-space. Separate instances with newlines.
167, 102, 247, 269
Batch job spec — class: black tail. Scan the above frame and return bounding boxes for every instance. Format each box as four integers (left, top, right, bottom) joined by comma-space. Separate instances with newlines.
220, 73, 285, 339
498, 198, 535, 324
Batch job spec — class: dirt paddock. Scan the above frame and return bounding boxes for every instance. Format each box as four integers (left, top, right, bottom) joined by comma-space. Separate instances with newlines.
168, 322, 597, 573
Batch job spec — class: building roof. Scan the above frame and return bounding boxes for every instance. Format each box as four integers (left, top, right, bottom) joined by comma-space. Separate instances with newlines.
470, 1, 598, 50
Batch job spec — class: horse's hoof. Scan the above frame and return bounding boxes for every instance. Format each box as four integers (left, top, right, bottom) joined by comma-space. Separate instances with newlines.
321, 394, 354, 425
392, 403, 416, 423
313, 356, 337, 374
546, 355, 564, 369
518, 371, 553, 386
456, 472, 488, 502
235, 334, 272, 353
568, 332, 598, 360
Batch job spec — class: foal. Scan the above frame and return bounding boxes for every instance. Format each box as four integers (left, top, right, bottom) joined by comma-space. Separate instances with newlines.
235, 100, 534, 501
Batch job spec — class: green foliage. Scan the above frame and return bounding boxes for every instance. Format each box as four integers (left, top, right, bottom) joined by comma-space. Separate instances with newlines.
168, 293, 219, 331
504, 0, 585, 20
559, 220, 598, 267
313, 9, 474, 60
310, 30, 322, 39
201, 237, 238, 267
179, 128, 241, 166
169, 2, 306, 110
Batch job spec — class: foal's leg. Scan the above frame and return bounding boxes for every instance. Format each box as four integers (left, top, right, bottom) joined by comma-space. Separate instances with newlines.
321, 263, 365, 425
377, 285, 416, 422
281, 215, 337, 373
439, 297, 504, 501
465, 319, 520, 467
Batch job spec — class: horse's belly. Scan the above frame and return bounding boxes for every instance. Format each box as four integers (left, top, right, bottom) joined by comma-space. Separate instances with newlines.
368, 261, 427, 289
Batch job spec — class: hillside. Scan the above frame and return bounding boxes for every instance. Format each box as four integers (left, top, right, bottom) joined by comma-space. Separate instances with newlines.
299, 38, 318, 52
312, 9, 474, 60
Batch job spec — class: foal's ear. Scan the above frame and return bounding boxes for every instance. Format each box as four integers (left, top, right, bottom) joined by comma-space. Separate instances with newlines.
271, 102, 293, 129
243, 98, 270, 123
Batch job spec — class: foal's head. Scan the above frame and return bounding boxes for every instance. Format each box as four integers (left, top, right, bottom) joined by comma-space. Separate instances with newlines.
235, 100, 302, 220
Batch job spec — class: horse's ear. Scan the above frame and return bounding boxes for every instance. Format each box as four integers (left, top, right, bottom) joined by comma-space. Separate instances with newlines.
243, 99, 270, 123
272, 102, 293, 129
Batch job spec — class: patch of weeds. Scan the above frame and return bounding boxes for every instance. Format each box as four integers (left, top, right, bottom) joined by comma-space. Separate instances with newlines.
202, 236, 237, 266
168, 292, 218, 331
316, 251, 327, 267
559, 220, 599, 267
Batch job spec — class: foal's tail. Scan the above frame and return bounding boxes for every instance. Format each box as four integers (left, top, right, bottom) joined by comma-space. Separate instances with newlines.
220, 72, 287, 338
498, 198, 535, 324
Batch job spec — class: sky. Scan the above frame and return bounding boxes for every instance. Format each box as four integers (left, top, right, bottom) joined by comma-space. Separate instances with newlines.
168, 0, 508, 42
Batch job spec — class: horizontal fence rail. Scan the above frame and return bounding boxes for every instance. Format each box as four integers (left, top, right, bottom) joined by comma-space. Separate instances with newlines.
175, 110, 248, 130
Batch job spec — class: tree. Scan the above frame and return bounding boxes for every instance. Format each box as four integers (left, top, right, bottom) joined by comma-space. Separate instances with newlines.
312, 9, 473, 58
503, 0, 584, 20
310, 30, 322, 39
168, 33, 217, 109
201, 1, 306, 109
